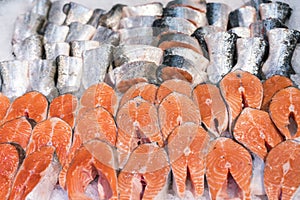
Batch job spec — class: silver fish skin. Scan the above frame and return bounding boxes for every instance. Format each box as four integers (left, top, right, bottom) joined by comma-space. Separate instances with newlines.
232, 37, 267, 76
166, 0, 207, 13
44, 42, 70, 60
82, 44, 113, 90
119, 16, 158, 29
250, 18, 287, 39
113, 45, 163, 67
30, 0, 51, 17
70, 40, 100, 57
243, 0, 269, 20
12, 11, 45, 44
229, 6, 257, 28
163, 6, 208, 27
228, 27, 251, 38
48, 0, 68, 25
98, 4, 127, 31
43, 22, 69, 43
56, 55, 83, 94
87, 9, 106, 27
259, 2, 292, 24
65, 22, 96, 43
122, 2, 163, 17
262, 28, 300, 79
63, 2, 93, 25
12, 34, 43, 60
28, 59, 58, 101
0, 60, 29, 100
118, 27, 156, 45
206, 3, 231, 31
152, 17, 197, 36
120, 36, 159, 46
205, 31, 237, 84
92, 26, 120, 46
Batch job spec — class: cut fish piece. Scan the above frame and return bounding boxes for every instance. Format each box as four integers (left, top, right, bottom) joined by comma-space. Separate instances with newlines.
259, 1, 292, 24
122, 2, 163, 17
206, 137, 252, 200
119, 82, 158, 107
87, 9, 106, 27
63, 2, 93, 25
167, 123, 209, 198
264, 140, 300, 200
4, 91, 48, 123
48, 0, 68, 25
262, 75, 293, 111
156, 79, 192, 105
43, 22, 69, 43
116, 97, 163, 168
192, 83, 228, 137
269, 87, 300, 139
31, 0, 51, 17
250, 18, 287, 39
228, 27, 251, 38
206, 3, 231, 31
0, 143, 22, 200
0, 117, 32, 150
79, 82, 117, 117
119, 16, 158, 29
98, 4, 126, 31
9, 146, 60, 200
118, 143, 170, 199
233, 108, 283, 160
158, 92, 200, 140
228, 6, 257, 28
0, 93, 10, 122
92, 26, 120, 46
219, 70, 263, 132
65, 22, 96, 43
66, 139, 118, 200
70, 40, 99, 57
166, 0, 206, 13
44, 42, 70, 60
48, 94, 78, 128
12, 34, 43, 60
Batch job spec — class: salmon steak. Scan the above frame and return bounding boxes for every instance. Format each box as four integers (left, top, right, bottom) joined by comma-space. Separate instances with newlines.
0, 117, 32, 150
219, 70, 263, 131
3, 91, 48, 124
118, 143, 171, 200
269, 87, 300, 139
66, 139, 118, 200
9, 146, 60, 200
48, 94, 78, 128
116, 97, 163, 168
158, 92, 200, 141
0, 143, 22, 200
264, 139, 300, 200
167, 122, 209, 198
206, 137, 252, 200
261, 75, 293, 111
192, 83, 228, 136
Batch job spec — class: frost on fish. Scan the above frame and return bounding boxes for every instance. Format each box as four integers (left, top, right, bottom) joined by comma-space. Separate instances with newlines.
0, 60, 29, 100
259, 1, 292, 24
206, 3, 231, 31
262, 28, 300, 79
119, 16, 158, 29
82, 44, 113, 90
70, 40, 99, 57
98, 4, 126, 31
63, 2, 93, 25
30, 0, 51, 17
232, 37, 267, 76
44, 42, 70, 60
56, 55, 83, 95
48, 0, 68, 25
251, 154, 266, 198
92, 26, 120, 46
228, 6, 257, 28
166, 0, 207, 13
228, 27, 251, 38
118, 27, 157, 46
28, 59, 58, 101
12, 34, 43, 60
122, 2, 163, 17
43, 23, 69, 43
250, 18, 287, 39
65, 22, 96, 43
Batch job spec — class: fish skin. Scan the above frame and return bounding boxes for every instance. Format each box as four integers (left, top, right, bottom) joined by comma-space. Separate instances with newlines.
30, 0, 51, 17
56, 55, 83, 95
87, 8, 106, 27
118, 27, 154, 43
206, 3, 231, 31
70, 40, 100, 57
92, 26, 120, 46
43, 22, 69, 43
98, 4, 127, 31
63, 2, 93, 25
205, 31, 237, 84
28, 59, 58, 101
259, 1, 292, 24
0, 60, 29, 100
166, 0, 207, 13
12, 34, 43, 61
262, 28, 300, 79
65, 22, 96, 43
228, 27, 251, 38
82, 44, 113, 90
250, 18, 287, 39
163, 6, 208, 27
44, 42, 70, 60
152, 17, 197, 36
232, 37, 267, 76
122, 2, 163, 17
119, 16, 158, 29
48, 0, 68, 25
228, 6, 257, 28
